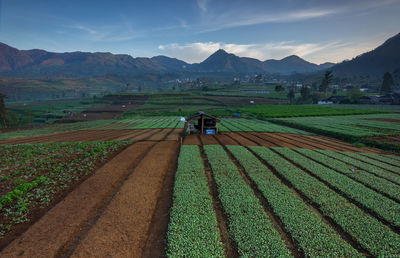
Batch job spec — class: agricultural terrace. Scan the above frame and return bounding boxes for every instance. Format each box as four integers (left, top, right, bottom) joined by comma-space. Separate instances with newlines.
0, 116, 184, 143
276, 113, 400, 151
0, 141, 131, 243
239, 104, 384, 118
1, 102, 400, 256
167, 132, 400, 256
219, 118, 312, 134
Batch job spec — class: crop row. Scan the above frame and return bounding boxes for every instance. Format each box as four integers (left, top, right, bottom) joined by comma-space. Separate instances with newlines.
203, 145, 292, 257
316, 150, 400, 185
239, 104, 380, 118
93, 116, 184, 130
361, 152, 400, 167
0, 141, 131, 239
274, 147, 400, 228
295, 148, 400, 203
167, 145, 224, 257
278, 114, 400, 137
250, 146, 400, 256
219, 118, 311, 134
226, 145, 359, 257
341, 152, 400, 175
0, 120, 113, 141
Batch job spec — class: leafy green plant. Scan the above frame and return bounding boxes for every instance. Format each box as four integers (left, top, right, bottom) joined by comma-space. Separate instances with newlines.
167, 145, 225, 257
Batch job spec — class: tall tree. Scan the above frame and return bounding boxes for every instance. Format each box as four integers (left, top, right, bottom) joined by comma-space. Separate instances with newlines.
0, 93, 8, 128
300, 85, 311, 101
275, 84, 284, 92
287, 89, 295, 104
319, 71, 333, 97
381, 72, 393, 94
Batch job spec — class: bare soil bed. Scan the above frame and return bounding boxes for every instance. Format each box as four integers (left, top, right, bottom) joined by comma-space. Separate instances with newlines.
71, 141, 178, 257
183, 134, 201, 145
369, 135, 400, 146
209, 132, 382, 153
0, 129, 173, 145
366, 118, 400, 124
0, 141, 156, 256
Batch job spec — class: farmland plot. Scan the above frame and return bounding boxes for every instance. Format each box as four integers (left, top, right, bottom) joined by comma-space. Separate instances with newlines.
165, 133, 400, 256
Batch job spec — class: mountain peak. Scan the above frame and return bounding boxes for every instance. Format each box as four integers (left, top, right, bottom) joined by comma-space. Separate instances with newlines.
215, 49, 228, 54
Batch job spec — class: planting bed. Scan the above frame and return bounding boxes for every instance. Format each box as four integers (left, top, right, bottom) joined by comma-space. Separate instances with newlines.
1, 115, 399, 256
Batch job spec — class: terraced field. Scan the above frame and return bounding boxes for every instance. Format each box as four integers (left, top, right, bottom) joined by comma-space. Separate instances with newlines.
1, 117, 400, 257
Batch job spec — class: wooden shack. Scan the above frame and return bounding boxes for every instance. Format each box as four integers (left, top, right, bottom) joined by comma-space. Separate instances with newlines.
184, 111, 220, 135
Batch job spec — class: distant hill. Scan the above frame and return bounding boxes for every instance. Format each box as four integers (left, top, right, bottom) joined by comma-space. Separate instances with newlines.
5, 33, 400, 78
331, 33, 400, 77
263, 55, 333, 74
0, 43, 172, 77
193, 49, 332, 74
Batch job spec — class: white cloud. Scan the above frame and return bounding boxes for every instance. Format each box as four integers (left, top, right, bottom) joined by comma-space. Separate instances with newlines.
69, 24, 143, 42
157, 41, 355, 64
196, 0, 209, 12
194, 8, 337, 33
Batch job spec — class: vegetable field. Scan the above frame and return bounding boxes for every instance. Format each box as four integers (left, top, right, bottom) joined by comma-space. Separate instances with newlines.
277, 113, 400, 137
168, 134, 400, 256
0, 141, 131, 240
1, 115, 400, 257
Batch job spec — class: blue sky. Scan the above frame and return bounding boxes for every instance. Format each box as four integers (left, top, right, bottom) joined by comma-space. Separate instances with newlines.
0, 0, 399, 64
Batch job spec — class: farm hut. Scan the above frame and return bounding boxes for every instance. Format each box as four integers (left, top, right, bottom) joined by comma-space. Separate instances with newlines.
185, 111, 220, 135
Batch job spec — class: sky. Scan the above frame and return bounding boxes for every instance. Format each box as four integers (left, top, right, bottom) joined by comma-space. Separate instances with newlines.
0, 0, 399, 64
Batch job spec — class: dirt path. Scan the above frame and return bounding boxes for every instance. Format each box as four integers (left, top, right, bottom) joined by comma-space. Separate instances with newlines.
165, 128, 183, 141
183, 134, 201, 145
225, 132, 258, 146
239, 132, 276, 148
214, 134, 238, 145
0, 142, 155, 257
0, 130, 149, 144
70, 141, 178, 257
199, 134, 219, 145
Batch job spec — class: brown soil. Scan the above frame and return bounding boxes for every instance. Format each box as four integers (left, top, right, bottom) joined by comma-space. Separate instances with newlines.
0, 129, 170, 145
142, 143, 180, 258
0, 130, 141, 144
303, 135, 382, 153
165, 128, 183, 141
130, 129, 163, 141
0, 141, 155, 257
59, 101, 147, 122
366, 118, 400, 124
214, 134, 239, 145
369, 135, 400, 146
276, 134, 336, 150
257, 133, 300, 148
224, 132, 258, 146
147, 128, 172, 141
183, 134, 201, 145
112, 129, 150, 141
239, 132, 276, 148
70, 141, 178, 257
199, 134, 220, 145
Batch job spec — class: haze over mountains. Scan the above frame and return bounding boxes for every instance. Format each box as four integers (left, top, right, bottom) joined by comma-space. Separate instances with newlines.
0, 33, 399, 78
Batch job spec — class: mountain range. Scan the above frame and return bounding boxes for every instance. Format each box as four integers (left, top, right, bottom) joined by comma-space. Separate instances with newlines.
0, 32, 399, 78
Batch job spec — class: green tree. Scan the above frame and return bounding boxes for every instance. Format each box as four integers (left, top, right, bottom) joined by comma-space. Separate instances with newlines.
0, 93, 8, 128
287, 89, 295, 104
300, 85, 311, 101
347, 88, 363, 103
275, 84, 284, 92
319, 71, 333, 97
381, 72, 393, 94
